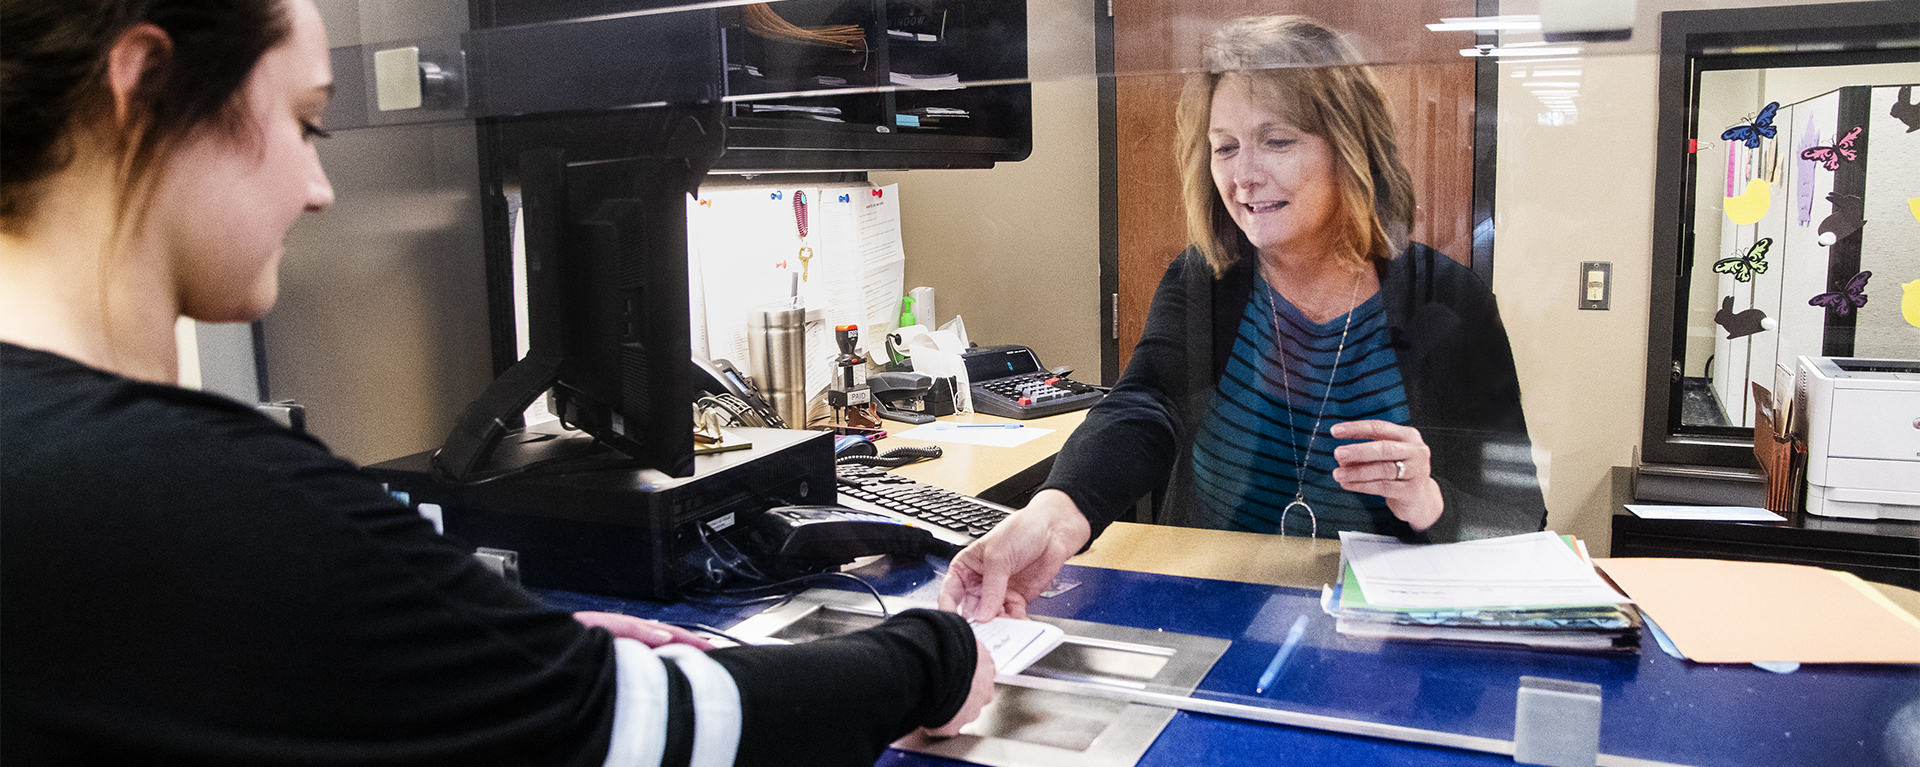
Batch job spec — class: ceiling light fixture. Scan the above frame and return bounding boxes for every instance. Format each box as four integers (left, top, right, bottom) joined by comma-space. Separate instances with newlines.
1460, 45, 1582, 57
1426, 15, 1542, 32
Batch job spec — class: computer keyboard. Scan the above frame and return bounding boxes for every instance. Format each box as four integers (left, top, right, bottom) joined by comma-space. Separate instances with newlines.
834, 463, 1012, 545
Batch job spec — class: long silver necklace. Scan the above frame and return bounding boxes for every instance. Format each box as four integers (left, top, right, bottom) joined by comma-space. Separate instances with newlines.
1267, 268, 1363, 539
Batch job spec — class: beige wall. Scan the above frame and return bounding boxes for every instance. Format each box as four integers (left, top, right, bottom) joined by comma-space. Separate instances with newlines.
1494, 52, 1662, 554
872, 0, 1102, 379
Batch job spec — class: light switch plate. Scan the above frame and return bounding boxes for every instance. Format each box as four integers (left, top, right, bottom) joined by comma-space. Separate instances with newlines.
374, 46, 422, 112
1579, 261, 1611, 310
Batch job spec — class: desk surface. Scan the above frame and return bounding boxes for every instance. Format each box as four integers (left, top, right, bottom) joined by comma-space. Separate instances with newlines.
878, 422, 1920, 765
1072, 522, 1340, 588
885, 409, 1085, 501
1080, 521, 1920, 622
549, 416, 1920, 766
550, 534, 1920, 767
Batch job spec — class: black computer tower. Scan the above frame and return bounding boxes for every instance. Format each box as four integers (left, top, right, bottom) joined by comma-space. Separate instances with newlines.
368, 427, 834, 600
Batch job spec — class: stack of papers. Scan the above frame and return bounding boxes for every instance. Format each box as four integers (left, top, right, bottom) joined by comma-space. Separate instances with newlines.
745, 103, 845, 122
890, 71, 962, 90
1329, 532, 1640, 653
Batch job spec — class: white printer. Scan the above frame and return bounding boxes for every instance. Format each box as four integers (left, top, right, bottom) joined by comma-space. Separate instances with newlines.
1795, 356, 1920, 520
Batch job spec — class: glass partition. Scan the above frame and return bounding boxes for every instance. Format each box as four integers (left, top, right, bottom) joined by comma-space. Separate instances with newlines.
282, 0, 1920, 526
276, 1, 1920, 760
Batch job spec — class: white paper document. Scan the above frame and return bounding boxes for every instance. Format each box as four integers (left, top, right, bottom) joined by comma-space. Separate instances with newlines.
687, 183, 907, 388
1338, 531, 1630, 609
970, 617, 1064, 675
1624, 504, 1787, 522
892, 423, 1051, 448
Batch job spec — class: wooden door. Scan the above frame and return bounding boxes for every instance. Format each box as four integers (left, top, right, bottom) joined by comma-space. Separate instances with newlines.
1112, 0, 1479, 370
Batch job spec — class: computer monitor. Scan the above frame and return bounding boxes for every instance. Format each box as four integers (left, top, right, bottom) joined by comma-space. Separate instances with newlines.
434, 110, 724, 482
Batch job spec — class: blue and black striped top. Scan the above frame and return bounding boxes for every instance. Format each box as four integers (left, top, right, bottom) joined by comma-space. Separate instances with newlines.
1188, 275, 1411, 537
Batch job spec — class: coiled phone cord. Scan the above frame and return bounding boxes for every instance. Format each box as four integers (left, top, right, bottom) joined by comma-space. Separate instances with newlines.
835, 445, 943, 469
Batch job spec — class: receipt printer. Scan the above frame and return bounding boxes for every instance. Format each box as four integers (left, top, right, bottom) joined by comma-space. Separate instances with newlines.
1797, 356, 1920, 520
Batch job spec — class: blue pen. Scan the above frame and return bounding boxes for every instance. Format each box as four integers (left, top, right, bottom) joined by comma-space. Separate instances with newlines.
1255, 615, 1309, 694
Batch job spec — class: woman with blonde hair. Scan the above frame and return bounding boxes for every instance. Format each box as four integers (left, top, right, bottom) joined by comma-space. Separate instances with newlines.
942, 16, 1544, 622
0, 0, 992, 762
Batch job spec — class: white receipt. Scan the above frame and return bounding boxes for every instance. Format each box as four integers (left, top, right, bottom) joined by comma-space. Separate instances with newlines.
892, 422, 1052, 448
1625, 505, 1786, 522
970, 617, 1064, 675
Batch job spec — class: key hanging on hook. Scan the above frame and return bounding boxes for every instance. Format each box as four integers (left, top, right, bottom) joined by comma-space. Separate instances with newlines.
793, 190, 813, 281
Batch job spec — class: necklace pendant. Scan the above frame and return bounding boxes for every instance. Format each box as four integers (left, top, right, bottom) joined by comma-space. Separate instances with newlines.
1281, 497, 1317, 539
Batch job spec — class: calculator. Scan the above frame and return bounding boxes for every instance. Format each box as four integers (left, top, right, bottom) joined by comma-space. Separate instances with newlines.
962, 345, 1104, 420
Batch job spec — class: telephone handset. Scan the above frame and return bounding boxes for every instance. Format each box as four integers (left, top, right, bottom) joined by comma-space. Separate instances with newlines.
692, 355, 785, 429
746, 505, 960, 579
681, 504, 960, 588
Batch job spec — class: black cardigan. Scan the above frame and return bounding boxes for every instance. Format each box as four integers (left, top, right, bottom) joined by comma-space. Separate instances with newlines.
1043, 242, 1547, 543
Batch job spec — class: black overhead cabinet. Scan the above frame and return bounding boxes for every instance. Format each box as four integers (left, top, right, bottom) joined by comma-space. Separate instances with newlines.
466, 0, 1031, 170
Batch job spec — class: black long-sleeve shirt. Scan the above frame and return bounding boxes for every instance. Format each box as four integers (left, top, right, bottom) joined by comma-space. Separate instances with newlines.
1, 342, 974, 766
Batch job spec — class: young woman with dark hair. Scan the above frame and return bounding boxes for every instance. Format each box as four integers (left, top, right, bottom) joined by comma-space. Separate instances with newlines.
0, 1, 992, 763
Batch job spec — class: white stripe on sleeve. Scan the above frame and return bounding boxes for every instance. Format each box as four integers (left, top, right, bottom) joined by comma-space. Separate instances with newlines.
655, 644, 743, 767
604, 637, 669, 767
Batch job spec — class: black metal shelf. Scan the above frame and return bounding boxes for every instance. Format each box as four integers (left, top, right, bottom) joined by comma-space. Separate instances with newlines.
466, 0, 1029, 172
1609, 468, 1920, 588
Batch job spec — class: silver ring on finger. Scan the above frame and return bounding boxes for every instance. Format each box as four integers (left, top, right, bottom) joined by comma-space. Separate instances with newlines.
1394, 460, 1407, 481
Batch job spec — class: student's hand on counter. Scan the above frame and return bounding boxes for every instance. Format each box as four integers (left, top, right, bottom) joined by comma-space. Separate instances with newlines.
573, 611, 718, 651
1329, 420, 1444, 532
938, 489, 1091, 622
918, 636, 997, 739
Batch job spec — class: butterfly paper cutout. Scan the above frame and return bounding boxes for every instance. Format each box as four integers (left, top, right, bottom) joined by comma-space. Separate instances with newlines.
1721, 102, 1780, 149
1713, 238, 1771, 283
1809, 271, 1871, 316
1800, 126, 1862, 171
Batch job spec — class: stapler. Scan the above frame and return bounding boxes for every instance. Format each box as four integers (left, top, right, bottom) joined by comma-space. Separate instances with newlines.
870, 372, 936, 424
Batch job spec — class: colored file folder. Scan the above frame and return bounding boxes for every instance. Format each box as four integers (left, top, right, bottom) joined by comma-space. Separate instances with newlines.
1595, 558, 1920, 664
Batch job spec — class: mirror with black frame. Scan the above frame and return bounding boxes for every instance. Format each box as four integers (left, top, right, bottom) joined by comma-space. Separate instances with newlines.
1643, 1, 1920, 470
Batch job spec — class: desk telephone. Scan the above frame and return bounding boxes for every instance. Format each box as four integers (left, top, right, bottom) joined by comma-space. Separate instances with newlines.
747, 505, 960, 579
688, 503, 960, 586
963, 344, 1103, 419
692, 355, 784, 429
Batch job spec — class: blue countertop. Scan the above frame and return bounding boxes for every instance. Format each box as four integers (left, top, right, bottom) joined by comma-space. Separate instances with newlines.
543, 556, 1920, 766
